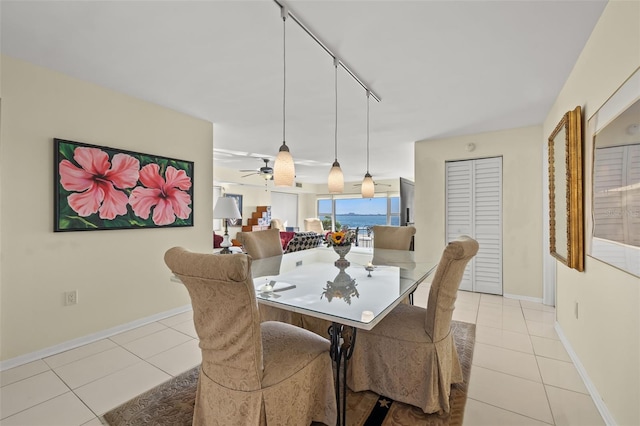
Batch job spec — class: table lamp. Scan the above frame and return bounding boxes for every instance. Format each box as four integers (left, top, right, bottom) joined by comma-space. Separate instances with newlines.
213, 197, 242, 254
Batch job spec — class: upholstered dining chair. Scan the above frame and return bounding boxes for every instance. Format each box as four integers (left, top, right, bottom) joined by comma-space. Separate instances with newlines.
347, 236, 479, 414
371, 225, 416, 250
234, 228, 300, 326
236, 228, 283, 259
371, 225, 417, 303
304, 218, 325, 234
164, 247, 337, 426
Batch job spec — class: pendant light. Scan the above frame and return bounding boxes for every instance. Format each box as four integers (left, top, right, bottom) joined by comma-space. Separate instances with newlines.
361, 90, 375, 198
274, 6, 295, 187
328, 57, 344, 194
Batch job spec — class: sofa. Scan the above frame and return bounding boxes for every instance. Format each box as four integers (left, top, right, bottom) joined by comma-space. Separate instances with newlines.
282, 231, 324, 253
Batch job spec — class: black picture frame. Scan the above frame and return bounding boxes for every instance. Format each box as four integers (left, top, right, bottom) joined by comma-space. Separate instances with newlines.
54, 138, 194, 232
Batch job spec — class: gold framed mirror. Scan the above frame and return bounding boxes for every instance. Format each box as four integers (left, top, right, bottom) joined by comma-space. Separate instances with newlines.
548, 106, 584, 271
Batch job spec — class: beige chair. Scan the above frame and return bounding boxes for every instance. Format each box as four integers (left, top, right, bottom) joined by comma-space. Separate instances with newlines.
371, 225, 416, 250
304, 218, 324, 234
270, 218, 285, 231
236, 228, 283, 259
234, 228, 297, 325
347, 236, 479, 414
372, 225, 417, 303
164, 248, 337, 426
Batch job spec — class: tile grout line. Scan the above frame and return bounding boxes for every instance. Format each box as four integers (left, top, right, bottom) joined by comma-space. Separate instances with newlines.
526, 303, 557, 426
466, 396, 556, 425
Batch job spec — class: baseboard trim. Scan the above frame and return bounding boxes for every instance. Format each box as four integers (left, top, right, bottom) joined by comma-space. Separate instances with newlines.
554, 323, 616, 425
502, 293, 544, 304
0, 304, 192, 372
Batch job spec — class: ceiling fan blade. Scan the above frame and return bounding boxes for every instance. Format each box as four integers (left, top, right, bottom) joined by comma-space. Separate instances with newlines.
353, 182, 392, 187
239, 169, 258, 172
242, 172, 258, 178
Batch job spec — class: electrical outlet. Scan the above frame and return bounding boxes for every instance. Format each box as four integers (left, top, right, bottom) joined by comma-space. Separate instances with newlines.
65, 290, 78, 306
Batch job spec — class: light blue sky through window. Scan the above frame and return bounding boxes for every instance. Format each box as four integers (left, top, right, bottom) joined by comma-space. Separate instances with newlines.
319, 197, 400, 215
336, 198, 387, 214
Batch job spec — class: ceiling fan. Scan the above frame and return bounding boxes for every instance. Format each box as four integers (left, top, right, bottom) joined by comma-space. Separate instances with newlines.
352, 180, 391, 187
240, 158, 274, 181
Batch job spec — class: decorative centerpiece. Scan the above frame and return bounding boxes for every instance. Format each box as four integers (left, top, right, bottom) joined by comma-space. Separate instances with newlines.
324, 228, 357, 267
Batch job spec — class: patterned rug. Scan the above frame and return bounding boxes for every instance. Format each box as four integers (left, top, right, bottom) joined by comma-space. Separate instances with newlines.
103, 321, 475, 426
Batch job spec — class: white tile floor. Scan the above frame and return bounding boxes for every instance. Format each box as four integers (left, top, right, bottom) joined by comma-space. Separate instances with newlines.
0, 289, 605, 425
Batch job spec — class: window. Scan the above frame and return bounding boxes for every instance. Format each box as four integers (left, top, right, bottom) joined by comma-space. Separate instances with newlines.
318, 199, 333, 231
317, 195, 400, 230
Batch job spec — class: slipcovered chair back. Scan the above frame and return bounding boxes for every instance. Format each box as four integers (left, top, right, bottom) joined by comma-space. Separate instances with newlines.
270, 218, 285, 231
304, 218, 324, 234
372, 225, 416, 250
347, 236, 479, 414
424, 236, 479, 341
164, 248, 263, 390
236, 228, 283, 259
165, 247, 337, 425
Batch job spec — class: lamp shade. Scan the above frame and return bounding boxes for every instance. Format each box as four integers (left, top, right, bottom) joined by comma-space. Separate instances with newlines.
274, 143, 295, 186
328, 160, 344, 194
361, 173, 375, 198
213, 197, 241, 219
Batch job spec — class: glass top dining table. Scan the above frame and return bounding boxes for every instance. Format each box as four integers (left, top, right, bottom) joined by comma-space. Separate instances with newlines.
251, 246, 438, 331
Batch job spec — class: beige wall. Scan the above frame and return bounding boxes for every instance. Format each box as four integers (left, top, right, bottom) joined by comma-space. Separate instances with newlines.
0, 56, 213, 361
298, 192, 319, 227
414, 126, 543, 298
543, 2, 640, 424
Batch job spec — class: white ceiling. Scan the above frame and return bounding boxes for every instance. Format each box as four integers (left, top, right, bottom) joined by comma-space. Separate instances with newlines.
1, 0, 607, 184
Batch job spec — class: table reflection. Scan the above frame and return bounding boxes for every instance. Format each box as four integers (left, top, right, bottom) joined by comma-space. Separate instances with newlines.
322, 263, 359, 304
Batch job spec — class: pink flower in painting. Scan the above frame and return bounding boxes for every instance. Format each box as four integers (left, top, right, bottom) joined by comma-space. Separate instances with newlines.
59, 147, 140, 219
129, 164, 192, 226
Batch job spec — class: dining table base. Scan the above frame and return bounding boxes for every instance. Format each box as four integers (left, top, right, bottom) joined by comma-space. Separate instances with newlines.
328, 322, 357, 426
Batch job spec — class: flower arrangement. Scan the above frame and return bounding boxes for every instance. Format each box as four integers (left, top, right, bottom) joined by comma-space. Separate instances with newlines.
324, 228, 357, 247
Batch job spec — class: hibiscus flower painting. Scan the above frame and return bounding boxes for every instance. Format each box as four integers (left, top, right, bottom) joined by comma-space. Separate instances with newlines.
54, 138, 194, 231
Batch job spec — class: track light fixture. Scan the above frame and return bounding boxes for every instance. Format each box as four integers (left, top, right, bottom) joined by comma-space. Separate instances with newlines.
273, 5, 295, 187
328, 58, 344, 194
361, 91, 375, 198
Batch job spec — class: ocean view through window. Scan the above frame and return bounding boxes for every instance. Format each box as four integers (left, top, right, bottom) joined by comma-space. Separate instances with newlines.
318, 196, 399, 231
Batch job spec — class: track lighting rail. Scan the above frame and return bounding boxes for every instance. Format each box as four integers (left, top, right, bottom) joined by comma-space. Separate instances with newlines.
273, 0, 381, 103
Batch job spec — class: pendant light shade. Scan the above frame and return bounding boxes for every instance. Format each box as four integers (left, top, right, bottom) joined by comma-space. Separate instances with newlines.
328, 58, 344, 194
361, 91, 375, 198
328, 160, 344, 193
274, 6, 295, 187
274, 142, 294, 186
361, 173, 375, 198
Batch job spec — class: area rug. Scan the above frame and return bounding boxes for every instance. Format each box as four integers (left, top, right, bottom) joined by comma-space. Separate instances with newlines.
103, 321, 475, 426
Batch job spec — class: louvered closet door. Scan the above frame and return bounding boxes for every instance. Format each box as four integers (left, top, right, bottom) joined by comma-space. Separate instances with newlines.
594, 144, 640, 246
445, 161, 474, 290
593, 146, 626, 242
446, 157, 502, 295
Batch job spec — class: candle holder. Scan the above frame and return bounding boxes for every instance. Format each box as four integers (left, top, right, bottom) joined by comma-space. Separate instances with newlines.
365, 262, 374, 277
